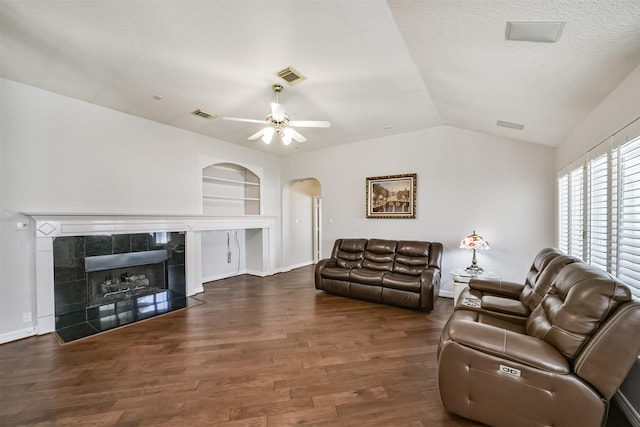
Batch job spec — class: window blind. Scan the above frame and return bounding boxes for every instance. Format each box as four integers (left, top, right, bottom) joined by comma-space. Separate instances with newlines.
570, 166, 585, 259
557, 117, 640, 300
588, 152, 609, 270
617, 136, 640, 298
558, 174, 569, 254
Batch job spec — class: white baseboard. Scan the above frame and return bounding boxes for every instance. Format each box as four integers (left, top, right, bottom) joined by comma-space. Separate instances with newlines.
615, 390, 640, 427
276, 261, 314, 274
244, 269, 270, 277
0, 327, 36, 344
439, 289, 454, 299
202, 270, 246, 283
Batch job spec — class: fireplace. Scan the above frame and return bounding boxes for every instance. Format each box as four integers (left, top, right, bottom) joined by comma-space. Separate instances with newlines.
53, 232, 187, 343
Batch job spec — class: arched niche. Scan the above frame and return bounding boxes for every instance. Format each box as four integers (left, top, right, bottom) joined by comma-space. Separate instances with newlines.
202, 162, 261, 215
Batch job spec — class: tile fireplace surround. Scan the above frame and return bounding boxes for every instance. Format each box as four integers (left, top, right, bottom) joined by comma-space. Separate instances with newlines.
29, 214, 276, 341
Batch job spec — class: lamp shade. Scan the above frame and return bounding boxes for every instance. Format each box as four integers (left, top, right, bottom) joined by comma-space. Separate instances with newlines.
460, 230, 490, 251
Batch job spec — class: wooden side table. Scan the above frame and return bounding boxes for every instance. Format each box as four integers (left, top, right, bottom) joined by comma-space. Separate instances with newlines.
449, 269, 501, 304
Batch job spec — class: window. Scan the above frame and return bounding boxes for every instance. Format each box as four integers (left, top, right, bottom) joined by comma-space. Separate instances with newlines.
570, 166, 585, 259
617, 137, 640, 294
558, 118, 640, 299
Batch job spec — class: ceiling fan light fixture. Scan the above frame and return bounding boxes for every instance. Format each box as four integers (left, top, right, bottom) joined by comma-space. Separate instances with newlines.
224, 84, 329, 146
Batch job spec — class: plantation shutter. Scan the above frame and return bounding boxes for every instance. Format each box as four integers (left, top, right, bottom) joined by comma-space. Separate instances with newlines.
587, 152, 609, 270
558, 174, 570, 254
558, 117, 640, 300
570, 165, 585, 259
616, 135, 640, 298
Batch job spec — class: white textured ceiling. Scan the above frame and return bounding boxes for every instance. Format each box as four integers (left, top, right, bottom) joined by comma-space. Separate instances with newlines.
1, 1, 639, 156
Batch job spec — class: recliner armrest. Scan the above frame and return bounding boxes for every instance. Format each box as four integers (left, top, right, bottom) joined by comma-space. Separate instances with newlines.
314, 258, 337, 290
446, 320, 570, 373
469, 278, 523, 298
419, 267, 440, 311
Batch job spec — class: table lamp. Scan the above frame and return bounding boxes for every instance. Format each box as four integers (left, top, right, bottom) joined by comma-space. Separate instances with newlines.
460, 230, 490, 273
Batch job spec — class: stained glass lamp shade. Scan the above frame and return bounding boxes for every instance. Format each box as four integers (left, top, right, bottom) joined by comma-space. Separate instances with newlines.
460, 230, 490, 273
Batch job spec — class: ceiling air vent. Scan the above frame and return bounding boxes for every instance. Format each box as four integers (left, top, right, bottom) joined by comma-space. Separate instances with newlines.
497, 120, 525, 130
191, 109, 217, 119
506, 21, 565, 43
276, 66, 307, 85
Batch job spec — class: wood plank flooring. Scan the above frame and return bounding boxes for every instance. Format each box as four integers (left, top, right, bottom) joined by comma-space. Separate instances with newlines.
0, 266, 631, 426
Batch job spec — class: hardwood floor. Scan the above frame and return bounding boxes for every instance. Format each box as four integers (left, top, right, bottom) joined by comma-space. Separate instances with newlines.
0, 266, 631, 426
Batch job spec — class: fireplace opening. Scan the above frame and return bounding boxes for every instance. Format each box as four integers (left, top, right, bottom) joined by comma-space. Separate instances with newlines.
85, 250, 169, 307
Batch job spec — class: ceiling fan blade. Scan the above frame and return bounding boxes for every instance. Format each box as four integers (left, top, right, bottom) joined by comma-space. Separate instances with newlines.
271, 103, 285, 121
247, 129, 266, 140
289, 129, 308, 143
289, 120, 331, 128
222, 117, 267, 125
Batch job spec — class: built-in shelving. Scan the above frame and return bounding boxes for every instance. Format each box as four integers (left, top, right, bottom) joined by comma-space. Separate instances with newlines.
202, 163, 261, 215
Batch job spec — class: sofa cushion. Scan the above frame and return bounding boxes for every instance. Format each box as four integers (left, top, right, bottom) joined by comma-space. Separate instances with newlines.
362, 239, 396, 271
381, 272, 421, 292
335, 239, 367, 269
481, 295, 529, 317
519, 254, 577, 311
526, 262, 632, 360
321, 267, 351, 281
382, 287, 420, 308
350, 282, 382, 301
393, 241, 430, 275
350, 268, 385, 286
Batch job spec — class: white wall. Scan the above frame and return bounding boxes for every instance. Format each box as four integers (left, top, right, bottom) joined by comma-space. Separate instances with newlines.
201, 230, 246, 282
282, 125, 557, 294
557, 63, 640, 169
0, 78, 282, 339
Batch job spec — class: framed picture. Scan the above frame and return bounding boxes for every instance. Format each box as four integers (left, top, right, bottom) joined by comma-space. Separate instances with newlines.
366, 173, 416, 218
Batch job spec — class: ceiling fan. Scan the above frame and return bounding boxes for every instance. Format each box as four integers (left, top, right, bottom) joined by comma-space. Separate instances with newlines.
223, 84, 330, 145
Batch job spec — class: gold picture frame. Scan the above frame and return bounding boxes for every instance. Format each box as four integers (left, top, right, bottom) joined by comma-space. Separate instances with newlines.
366, 173, 416, 218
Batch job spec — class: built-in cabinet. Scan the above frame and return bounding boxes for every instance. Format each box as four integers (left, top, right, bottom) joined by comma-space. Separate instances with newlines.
202, 163, 261, 215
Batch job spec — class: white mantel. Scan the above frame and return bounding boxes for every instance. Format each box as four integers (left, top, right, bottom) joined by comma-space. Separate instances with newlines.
29, 214, 277, 335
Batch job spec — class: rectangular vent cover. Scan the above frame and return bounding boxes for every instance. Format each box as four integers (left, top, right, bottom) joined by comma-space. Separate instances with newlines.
191, 109, 217, 119
276, 66, 307, 85
497, 120, 525, 130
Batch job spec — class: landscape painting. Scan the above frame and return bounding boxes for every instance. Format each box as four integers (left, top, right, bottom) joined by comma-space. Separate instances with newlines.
366, 173, 416, 218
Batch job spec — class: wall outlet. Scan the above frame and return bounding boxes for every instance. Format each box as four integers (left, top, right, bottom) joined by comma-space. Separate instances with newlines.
16, 221, 31, 230
22, 312, 32, 323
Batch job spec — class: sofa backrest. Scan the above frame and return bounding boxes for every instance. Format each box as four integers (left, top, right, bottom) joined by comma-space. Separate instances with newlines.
332, 239, 367, 269
392, 241, 431, 276
428, 242, 443, 269
362, 239, 397, 271
523, 248, 564, 290
520, 254, 578, 311
526, 262, 632, 360
573, 301, 640, 400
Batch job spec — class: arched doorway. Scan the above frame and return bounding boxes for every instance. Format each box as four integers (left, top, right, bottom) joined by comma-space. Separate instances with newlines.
283, 178, 322, 268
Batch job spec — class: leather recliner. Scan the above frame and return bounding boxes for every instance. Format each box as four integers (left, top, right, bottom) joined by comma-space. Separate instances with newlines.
456, 249, 578, 324
438, 261, 640, 427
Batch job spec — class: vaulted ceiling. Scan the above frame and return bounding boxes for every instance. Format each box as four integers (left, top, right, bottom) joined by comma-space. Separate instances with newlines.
1, 1, 639, 156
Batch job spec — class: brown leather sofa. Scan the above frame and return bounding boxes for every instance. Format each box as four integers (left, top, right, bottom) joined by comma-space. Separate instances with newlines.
438, 260, 640, 427
315, 238, 443, 311
456, 248, 579, 324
